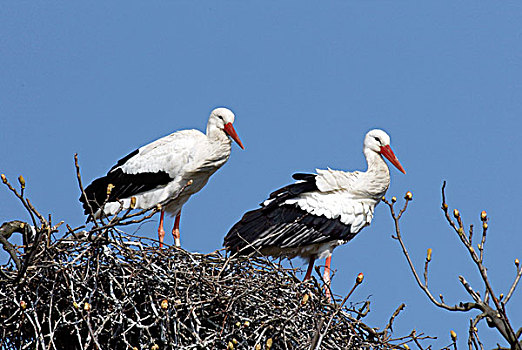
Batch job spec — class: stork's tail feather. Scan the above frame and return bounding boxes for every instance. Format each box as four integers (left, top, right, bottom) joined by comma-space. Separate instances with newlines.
224, 203, 355, 256
224, 173, 322, 254
79, 167, 173, 219
80, 176, 111, 215
224, 208, 268, 254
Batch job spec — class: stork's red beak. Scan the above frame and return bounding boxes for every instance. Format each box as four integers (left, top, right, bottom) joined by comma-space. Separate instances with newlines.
380, 145, 406, 174
223, 122, 244, 149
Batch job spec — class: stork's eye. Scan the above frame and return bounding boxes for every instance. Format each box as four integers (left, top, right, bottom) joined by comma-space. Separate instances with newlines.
374, 136, 381, 144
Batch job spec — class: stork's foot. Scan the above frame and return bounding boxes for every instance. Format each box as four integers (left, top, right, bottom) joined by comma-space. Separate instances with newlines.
158, 209, 166, 248
323, 281, 332, 300
158, 226, 165, 248
323, 255, 332, 301
173, 228, 181, 247
323, 279, 332, 300
303, 258, 315, 281
172, 212, 181, 247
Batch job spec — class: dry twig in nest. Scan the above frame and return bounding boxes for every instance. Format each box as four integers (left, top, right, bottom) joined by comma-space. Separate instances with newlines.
1, 232, 427, 349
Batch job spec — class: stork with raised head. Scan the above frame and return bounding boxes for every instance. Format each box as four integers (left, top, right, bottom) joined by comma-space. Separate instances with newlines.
224, 129, 405, 288
80, 107, 244, 247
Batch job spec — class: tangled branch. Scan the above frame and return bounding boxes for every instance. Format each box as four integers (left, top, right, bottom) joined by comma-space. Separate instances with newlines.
384, 183, 522, 350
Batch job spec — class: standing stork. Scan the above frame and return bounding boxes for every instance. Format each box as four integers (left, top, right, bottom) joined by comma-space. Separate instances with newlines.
224, 129, 404, 289
80, 107, 244, 247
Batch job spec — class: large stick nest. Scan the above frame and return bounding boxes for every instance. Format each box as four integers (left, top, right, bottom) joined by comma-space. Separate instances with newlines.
0, 226, 405, 350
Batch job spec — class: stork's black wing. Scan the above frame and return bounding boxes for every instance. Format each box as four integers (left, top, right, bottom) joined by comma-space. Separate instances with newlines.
79, 149, 173, 215
224, 173, 356, 255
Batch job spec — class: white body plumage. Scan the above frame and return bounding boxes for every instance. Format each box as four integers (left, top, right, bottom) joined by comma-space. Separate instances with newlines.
100, 128, 233, 217
225, 129, 405, 272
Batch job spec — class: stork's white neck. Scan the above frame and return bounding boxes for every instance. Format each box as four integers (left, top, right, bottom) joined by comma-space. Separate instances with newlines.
361, 148, 391, 198
206, 123, 231, 145
203, 122, 232, 170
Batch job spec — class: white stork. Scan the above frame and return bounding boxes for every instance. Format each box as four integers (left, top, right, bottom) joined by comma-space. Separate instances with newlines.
80, 107, 244, 247
224, 129, 404, 287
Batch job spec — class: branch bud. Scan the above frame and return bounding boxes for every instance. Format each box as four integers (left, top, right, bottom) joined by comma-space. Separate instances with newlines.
499, 293, 504, 300
160, 299, 168, 310
227, 341, 234, 350
20, 300, 27, 310
301, 293, 309, 305
442, 203, 448, 210
482, 223, 488, 230
255, 345, 261, 350
381, 196, 386, 201
356, 272, 364, 284
236, 321, 241, 327
515, 258, 520, 267
469, 247, 475, 254
232, 338, 238, 345
244, 321, 250, 327
1, 174, 6, 184
391, 196, 397, 203
151, 344, 159, 350
453, 209, 460, 218
404, 345, 410, 350
426, 248, 432, 262
18, 175, 25, 189
458, 227, 464, 235
106, 183, 115, 195
480, 210, 487, 221
450, 330, 457, 342
73, 301, 79, 309
130, 197, 137, 209
266, 338, 273, 349
405, 191, 413, 200
83, 302, 91, 312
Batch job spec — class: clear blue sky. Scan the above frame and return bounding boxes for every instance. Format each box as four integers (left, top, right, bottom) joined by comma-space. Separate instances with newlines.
1, 2, 521, 348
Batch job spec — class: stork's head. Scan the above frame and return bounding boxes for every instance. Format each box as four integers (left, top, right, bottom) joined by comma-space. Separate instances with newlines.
208, 107, 244, 149
364, 129, 405, 174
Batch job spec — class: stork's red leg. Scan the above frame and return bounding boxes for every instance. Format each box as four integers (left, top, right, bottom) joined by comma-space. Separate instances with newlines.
172, 212, 181, 247
304, 258, 315, 281
158, 209, 166, 248
323, 255, 332, 299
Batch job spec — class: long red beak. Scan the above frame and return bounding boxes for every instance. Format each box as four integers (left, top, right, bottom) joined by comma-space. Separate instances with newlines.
223, 122, 244, 149
380, 145, 406, 174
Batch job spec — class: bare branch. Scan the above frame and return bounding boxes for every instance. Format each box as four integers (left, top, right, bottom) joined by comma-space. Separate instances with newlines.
74, 154, 98, 228
387, 182, 522, 350
384, 195, 469, 312
504, 263, 522, 304
384, 303, 405, 334
0, 221, 26, 271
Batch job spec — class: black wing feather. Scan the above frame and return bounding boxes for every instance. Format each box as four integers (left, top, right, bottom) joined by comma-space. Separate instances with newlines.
109, 149, 139, 171
79, 150, 173, 215
266, 173, 318, 205
224, 173, 357, 256
292, 173, 317, 182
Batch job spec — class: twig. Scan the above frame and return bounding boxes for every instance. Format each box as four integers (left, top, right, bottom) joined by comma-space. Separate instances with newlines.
503, 264, 522, 305
384, 303, 405, 334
